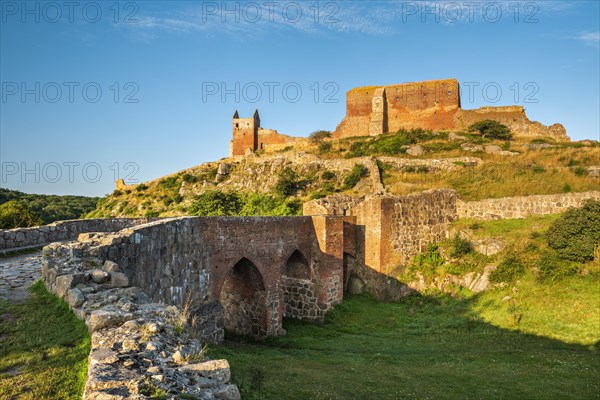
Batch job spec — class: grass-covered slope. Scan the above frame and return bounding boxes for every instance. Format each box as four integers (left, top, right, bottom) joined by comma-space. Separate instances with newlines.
0, 281, 90, 399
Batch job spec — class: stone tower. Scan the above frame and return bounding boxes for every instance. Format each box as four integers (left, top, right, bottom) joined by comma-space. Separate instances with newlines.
230, 109, 260, 157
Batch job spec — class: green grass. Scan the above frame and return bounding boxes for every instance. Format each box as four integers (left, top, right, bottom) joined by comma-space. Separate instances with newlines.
0, 281, 90, 399
212, 289, 599, 400
473, 273, 600, 345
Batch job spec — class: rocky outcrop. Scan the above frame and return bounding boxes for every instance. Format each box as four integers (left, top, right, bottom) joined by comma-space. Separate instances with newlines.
42, 243, 240, 400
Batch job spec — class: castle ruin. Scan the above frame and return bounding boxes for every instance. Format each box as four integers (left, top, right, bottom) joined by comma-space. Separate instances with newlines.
229, 110, 297, 157
333, 78, 569, 141
229, 79, 569, 157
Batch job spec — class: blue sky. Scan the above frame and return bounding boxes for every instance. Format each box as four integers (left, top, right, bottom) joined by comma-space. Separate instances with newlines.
1, 0, 599, 196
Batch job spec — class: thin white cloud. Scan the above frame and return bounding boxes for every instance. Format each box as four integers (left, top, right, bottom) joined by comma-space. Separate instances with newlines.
123, 1, 583, 39
573, 32, 600, 47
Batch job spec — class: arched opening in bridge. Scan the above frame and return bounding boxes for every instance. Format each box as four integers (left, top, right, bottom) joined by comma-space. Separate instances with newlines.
283, 250, 319, 320
284, 250, 310, 279
219, 258, 267, 338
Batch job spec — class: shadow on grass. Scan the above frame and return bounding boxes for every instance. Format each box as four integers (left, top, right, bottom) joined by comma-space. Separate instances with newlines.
212, 292, 599, 400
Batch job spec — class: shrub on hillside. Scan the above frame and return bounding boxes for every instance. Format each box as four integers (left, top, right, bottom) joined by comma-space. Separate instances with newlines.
545, 200, 600, 263
449, 234, 472, 258
274, 167, 299, 198
188, 191, 300, 217
321, 170, 335, 180
309, 130, 332, 144
536, 249, 580, 281
343, 164, 369, 190
188, 191, 242, 216
489, 255, 524, 284
319, 142, 332, 153
468, 120, 512, 141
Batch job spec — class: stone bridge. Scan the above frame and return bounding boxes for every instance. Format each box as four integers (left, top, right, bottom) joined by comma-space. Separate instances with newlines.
43, 216, 349, 341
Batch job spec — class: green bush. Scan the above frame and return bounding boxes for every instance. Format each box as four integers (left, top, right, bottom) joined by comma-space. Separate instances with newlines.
188, 191, 243, 216
343, 164, 368, 190
319, 142, 332, 153
537, 250, 580, 281
321, 170, 335, 180
449, 234, 472, 258
468, 120, 512, 141
158, 176, 179, 189
406, 244, 445, 283
571, 166, 587, 177
136, 183, 148, 191
273, 167, 299, 198
144, 210, 160, 218
188, 191, 301, 217
546, 200, 600, 262
182, 173, 198, 184
489, 255, 524, 283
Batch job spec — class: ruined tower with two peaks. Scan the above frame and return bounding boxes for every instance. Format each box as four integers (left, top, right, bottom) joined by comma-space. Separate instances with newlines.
230, 109, 296, 157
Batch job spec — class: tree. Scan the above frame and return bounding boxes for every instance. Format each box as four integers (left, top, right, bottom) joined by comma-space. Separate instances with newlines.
468, 120, 512, 140
309, 130, 332, 144
0, 200, 43, 229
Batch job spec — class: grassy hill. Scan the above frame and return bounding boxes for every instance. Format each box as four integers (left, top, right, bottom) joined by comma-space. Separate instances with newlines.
88, 129, 600, 218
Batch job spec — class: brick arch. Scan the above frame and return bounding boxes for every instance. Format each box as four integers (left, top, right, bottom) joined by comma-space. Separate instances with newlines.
218, 257, 268, 338
284, 249, 311, 280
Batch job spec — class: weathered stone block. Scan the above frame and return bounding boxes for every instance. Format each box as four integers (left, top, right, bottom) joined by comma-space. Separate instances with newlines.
67, 288, 86, 308
91, 269, 111, 284
88, 310, 133, 333
178, 359, 231, 383
109, 272, 130, 288
104, 261, 121, 273
56, 273, 87, 298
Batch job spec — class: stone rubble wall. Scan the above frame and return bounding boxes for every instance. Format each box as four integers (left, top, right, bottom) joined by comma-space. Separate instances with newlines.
0, 218, 155, 252
388, 189, 458, 267
41, 242, 240, 400
282, 277, 322, 320
457, 191, 600, 220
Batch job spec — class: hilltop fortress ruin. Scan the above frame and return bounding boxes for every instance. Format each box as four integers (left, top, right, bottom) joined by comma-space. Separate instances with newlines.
230, 78, 569, 156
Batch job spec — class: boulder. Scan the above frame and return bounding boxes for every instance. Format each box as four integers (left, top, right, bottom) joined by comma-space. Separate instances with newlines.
67, 288, 86, 308
406, 144, 425, 156
110, 272, 130, 288
91, 269, 111, 284
448, 132, 467, 141
461, 143, 483, 152
214, 384, 241, 400
103, 261, 121, 273
88, 310, 133, 333
56, 273, 87, 298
